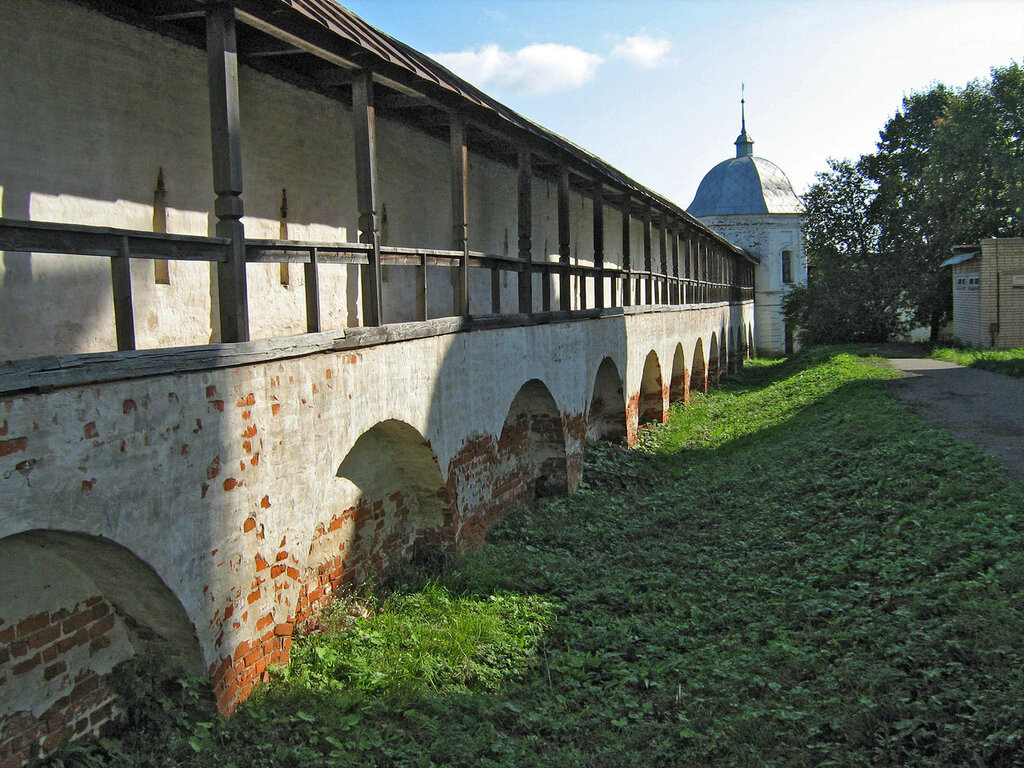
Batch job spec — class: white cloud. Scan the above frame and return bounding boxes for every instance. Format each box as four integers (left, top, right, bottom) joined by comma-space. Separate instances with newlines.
429, 43, 603, 96
610, 33, 672, 69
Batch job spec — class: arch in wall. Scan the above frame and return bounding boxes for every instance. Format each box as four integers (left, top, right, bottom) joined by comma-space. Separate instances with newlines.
300, 420, 452, 622
495, 379, 568, 505
639, 350, 666, 424
587, 357, 626, 442
708, 333, 720, 387
669, 343, 688, 404
747, 324, 755, 359
729, 326, 739, 373
691, 338, 707, 395
0, 531, 204, 763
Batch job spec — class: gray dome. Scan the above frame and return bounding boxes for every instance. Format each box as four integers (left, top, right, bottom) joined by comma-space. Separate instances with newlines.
688, 155, 803, 216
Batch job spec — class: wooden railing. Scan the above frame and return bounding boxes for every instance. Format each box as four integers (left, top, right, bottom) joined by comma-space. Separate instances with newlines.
0, 218, 754, 353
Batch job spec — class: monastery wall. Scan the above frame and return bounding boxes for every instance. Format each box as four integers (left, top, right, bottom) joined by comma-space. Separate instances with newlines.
0, 0, 680, 362
0, 303, 752, 764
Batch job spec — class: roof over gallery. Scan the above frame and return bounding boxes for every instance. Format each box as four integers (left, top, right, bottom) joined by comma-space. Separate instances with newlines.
687, 99, 804, 217
79, 0, 752, 260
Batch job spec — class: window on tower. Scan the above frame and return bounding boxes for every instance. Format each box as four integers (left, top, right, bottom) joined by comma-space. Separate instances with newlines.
782, 250, 793, 284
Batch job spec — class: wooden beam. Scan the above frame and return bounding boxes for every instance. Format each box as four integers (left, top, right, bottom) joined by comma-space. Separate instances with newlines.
352, 68, 383, 326
593, 183, 604, 310
658, 217, 668, 304
304, 247, 321, 332
642, 207, 652, 305
671, 226, 680, 304
621, 205, 631, 306
450, 115, 470, 317
206, 3, 249, 343
110, 235, 136, 351
517, 148, 533, 313
557, 165, 571, 311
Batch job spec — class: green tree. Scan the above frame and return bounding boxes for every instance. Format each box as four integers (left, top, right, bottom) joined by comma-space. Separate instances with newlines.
786, 158, 905, 343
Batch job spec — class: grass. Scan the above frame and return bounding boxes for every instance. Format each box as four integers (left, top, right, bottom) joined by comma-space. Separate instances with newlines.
37, 347, 1024, 767
932, 346, 1024, 379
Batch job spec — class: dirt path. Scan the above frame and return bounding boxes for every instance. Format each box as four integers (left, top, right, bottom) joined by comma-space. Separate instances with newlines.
883, 355, 1024, 482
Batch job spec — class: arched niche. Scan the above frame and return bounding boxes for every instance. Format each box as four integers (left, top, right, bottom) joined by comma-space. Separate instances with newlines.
300, 420, 451, 621
639, 350, 666, 424
587, 357, 626, 442
692, 338, 707, 395
496, 379, 568, 506
708, 333, 720, 387
0, 531, 203, 762
670, 343, 688, 404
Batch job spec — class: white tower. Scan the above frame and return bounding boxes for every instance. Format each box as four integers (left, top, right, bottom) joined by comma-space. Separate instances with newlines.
687, 97, 806, 354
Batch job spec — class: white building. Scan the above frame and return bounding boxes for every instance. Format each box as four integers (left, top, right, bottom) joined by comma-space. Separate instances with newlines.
688, 105, 806, 354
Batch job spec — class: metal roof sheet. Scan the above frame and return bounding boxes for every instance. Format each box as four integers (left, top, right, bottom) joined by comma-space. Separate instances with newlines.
274, 0, 749, 256
687, 156, 804, 217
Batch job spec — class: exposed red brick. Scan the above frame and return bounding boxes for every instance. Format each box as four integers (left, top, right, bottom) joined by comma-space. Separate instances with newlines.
122, 399, 136, 414
43, 661, 67, 681
17, 612, 49, 639
83, 422, 98, 439
260, 496, 271, 509
0, 437, 27, 457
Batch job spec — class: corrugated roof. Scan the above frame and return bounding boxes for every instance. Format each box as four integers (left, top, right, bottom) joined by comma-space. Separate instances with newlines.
940, 249, 980, 268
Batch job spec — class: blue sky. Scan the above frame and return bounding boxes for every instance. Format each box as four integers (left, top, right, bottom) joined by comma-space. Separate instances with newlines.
343, 1, 1024, 207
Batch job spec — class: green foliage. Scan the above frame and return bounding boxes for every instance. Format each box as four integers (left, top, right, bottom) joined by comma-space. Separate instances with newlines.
932, 346, 1024, 379
37, 349, 1024, 766
792, 159, 907, 343
279, 581, 554, 697
805, 63, 1024, 342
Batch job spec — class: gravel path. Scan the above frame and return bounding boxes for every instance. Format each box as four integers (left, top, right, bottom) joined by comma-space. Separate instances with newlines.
885, 356, 1024, 482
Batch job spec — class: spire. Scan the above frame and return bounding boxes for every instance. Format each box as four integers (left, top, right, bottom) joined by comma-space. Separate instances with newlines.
735, 83, 754, 158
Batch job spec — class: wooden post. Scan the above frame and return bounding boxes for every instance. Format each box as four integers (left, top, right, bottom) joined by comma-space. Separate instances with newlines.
658, 216, 668, 304
416, 252, 428, 320
557, 165, 571, 311
621, 203, 631, 306
671, 226, 680, 304
593, 183, 604, 310
450, 115, 470, 317
642, 207, 652, 305
517, 149, 533, 314
206, 3, 249, 342
111, 235, 136, 351
304, 247, 321, 332
352, 68, 383, 327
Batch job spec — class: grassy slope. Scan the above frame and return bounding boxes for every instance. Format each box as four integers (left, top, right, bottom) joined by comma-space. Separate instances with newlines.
932, 346, 1024, 379
41, 349, 1024, 768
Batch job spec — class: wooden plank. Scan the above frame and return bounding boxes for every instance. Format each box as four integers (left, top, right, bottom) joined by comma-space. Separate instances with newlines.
517, 148, 533, 313
0, 218, 228, 262
206, 3, 250, 343
593, 183, 604, 310
304, 247, 321, 333
557, 165, 571, 311
352, 68, 383, 327
110, 235, 136, 351
450, 115, 470, 317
